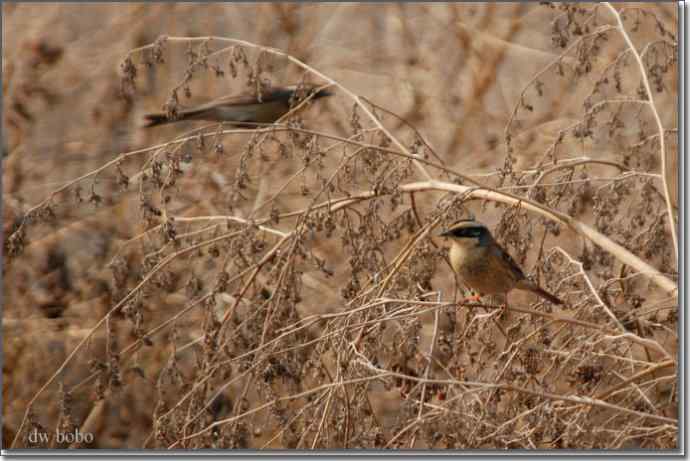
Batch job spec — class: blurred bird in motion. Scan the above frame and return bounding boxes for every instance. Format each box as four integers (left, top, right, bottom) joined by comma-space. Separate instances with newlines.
143, 83, 333, 128
439, 219, 563, 308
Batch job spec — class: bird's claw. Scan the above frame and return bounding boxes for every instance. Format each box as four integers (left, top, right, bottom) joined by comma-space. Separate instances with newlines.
461, 293, 482, 303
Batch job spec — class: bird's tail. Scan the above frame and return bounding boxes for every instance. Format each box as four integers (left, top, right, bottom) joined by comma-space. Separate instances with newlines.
532, 286, 563, 305
142, 108, 257, 128
142, 112, 171, 128
517, 280, 563, 305
142, 108, 207, 128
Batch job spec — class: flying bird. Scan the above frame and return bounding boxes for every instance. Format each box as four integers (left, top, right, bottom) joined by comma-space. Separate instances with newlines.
143, 83, 332, 128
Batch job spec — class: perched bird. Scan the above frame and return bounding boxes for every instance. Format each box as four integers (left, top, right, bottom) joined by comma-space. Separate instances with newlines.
143, 83, 333, 128
439, 219, 563, 306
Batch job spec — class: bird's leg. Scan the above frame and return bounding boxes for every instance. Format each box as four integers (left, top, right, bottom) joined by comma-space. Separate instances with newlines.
456, 290, 483, 313
462, 288, 482, 303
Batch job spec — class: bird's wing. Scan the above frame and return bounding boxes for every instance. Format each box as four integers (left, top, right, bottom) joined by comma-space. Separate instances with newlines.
199, 87, 290, 109
493, 244, 564, 304
188, 93, 263, 112
489, 243, 526, 282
